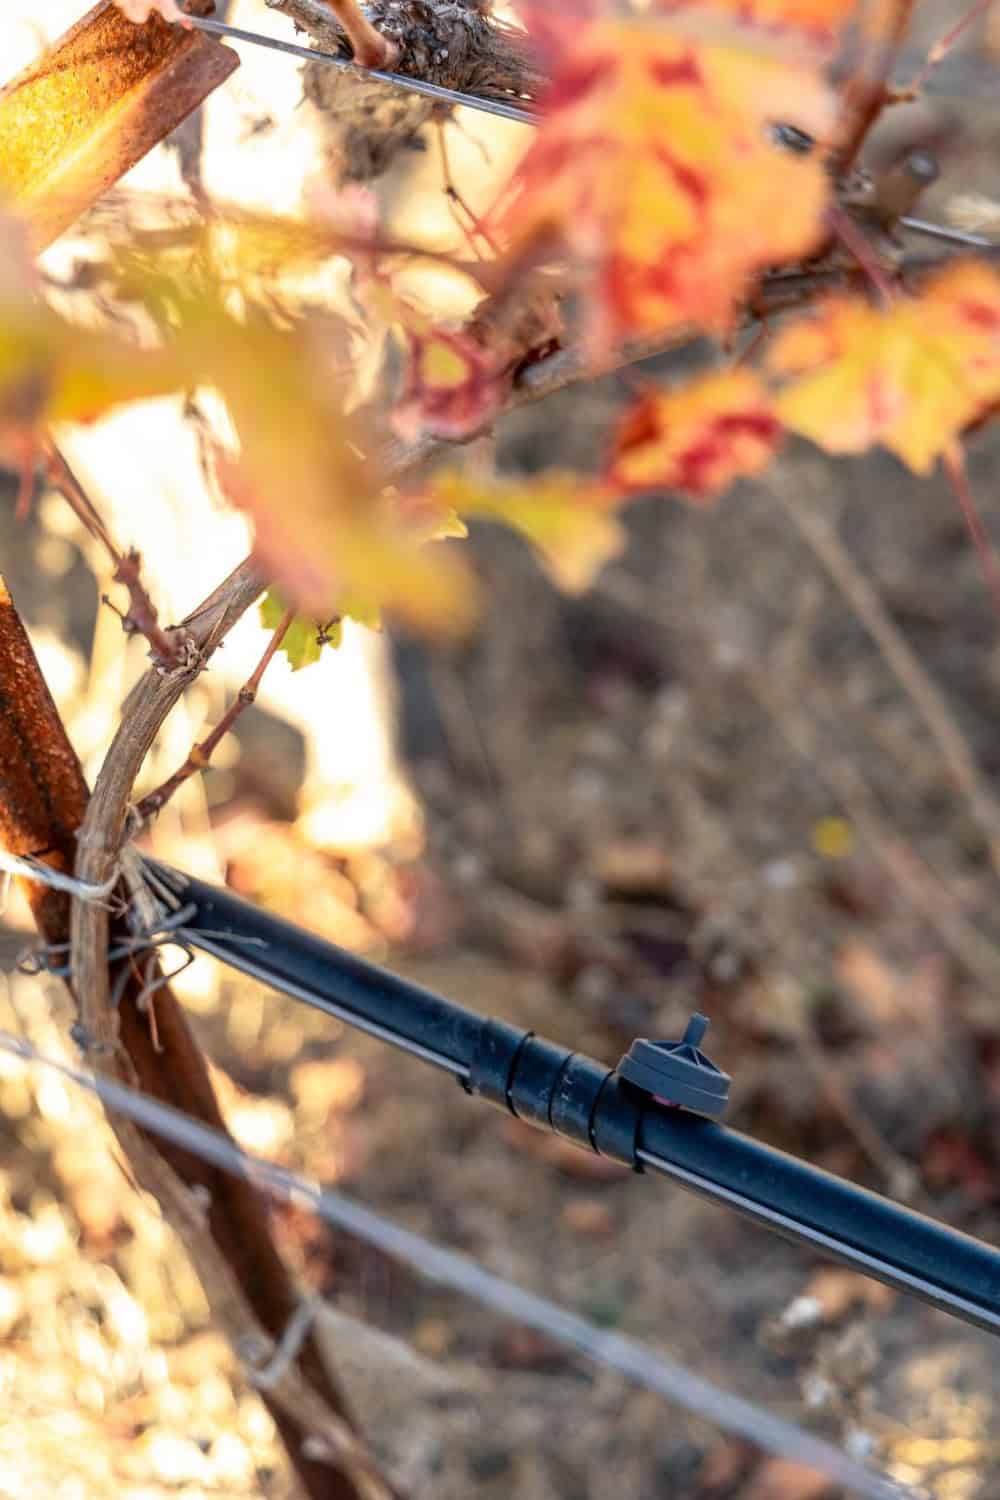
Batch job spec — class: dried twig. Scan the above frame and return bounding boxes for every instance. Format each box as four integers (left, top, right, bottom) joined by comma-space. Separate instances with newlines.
899, 0, 996, 97
133, 603, 293, 823
772, 488, 1000, 881
943, 442, 1000, 628
45, 442, 181, 665
71, 559, 263, 1052
318, 0, 399, 68
835, 0, 918, 172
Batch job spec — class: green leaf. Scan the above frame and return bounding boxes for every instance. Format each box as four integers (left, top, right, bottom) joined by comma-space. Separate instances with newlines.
259, 589, 340, 671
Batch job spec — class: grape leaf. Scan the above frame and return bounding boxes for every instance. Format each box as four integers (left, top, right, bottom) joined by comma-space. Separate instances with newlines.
393, 325, 507, 441
0, 200, 474, 636
607, 369, 782, 501
172, 296, 477, 635
769, 262, 1000, 474
514, 0, 855, 69
259, 591, 333, 671
360, 274, 517, 443
492, 20, 834, 352
420, 468, 624, 592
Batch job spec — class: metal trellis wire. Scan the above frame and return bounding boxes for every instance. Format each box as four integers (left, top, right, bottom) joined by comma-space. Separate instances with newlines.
184, 12, 1000, 253
186, 14, 538, 123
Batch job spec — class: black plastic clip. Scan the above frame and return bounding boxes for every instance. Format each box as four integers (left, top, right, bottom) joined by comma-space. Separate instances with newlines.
616, 1014, 730, 1120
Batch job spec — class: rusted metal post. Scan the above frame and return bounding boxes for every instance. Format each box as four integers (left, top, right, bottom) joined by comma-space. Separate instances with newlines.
0, 1, 238, 250
0, 578, 89, 940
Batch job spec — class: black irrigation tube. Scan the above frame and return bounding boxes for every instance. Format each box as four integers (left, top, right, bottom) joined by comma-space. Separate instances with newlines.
150, 861, 1000, 1341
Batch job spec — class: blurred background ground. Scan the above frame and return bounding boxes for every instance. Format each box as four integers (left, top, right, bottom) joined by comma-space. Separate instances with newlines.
5, 2, 1000, 1499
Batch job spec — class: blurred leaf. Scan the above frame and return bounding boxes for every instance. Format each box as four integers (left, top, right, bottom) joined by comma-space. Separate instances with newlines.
359, 275, 509, 441
493, 20, 833, 352
423, 468, 624, 592
607, 368, 781, 500
393, 326, 507, 441
0, 211, 182, 462
162, 292, 476, 634
655, 0, 860, 41
770, 261, 1000, 473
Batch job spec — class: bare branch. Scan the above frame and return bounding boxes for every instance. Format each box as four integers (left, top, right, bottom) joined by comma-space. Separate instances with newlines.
835, 0, 917, 171
773, 488, 1000, 882
133, 604, 293, 822
71, 558, 265, 1054
45, 443, 182, 666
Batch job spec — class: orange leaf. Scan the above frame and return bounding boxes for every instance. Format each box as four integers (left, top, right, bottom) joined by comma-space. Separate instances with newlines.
417, 468, 624, 592
607, 368, 782, 500
493, 21, 833, 351
770, 261, 1000, 474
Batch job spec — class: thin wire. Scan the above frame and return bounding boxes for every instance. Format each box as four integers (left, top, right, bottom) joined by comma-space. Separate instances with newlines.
0, 848, 120, 903
897, 216, 998, 250
185, 15, 996, 254
185, 15, 538, 124
0, 1028, 917, 1500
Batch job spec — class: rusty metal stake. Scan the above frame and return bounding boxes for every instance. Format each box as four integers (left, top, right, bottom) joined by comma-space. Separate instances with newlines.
0, 1, 238, 250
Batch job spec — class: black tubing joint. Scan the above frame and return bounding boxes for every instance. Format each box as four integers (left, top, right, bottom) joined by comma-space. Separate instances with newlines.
617, 1014, 730, 1120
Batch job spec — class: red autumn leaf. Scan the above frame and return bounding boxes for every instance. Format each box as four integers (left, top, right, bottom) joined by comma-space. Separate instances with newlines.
392, 326, 507, 441
769, 260, 1000, 473
607, 368, 782, 501
491, 20, 833, 352
509, 0, 603, 67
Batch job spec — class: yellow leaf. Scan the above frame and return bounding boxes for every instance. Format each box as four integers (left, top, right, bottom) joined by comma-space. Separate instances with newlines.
259, 590, 335, 670
423, 469, 624, 593
770, 262, 1000, 474
812, 816, 854, 859
607, 368, 782, 500
0, 199, 473, 636
0, 210, 181, 449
